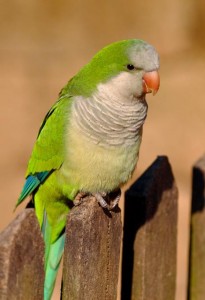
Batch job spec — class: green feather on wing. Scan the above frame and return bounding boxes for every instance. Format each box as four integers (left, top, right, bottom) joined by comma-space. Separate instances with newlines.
17, 94, 73, 209
26, 95, 72, 177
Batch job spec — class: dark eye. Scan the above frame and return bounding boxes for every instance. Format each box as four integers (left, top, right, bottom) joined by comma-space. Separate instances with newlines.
126, 64, 135, 71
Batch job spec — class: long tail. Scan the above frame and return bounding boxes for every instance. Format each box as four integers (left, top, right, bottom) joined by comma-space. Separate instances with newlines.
16, 172, 70, 299
42, 212, 65, 300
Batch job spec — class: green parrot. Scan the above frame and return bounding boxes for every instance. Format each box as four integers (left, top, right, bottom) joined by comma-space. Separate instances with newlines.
16, 39, 160, 299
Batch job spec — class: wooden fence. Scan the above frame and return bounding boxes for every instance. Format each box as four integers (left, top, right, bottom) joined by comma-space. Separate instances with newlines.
0, 155, 204, 300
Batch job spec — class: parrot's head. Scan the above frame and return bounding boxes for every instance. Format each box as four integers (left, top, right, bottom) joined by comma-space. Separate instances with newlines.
72, 39, 160, 102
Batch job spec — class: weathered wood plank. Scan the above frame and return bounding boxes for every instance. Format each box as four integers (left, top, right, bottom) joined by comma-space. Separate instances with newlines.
0, 209, 44, 300
188, 155, 205, 300
62, 196, 122, 300
121, 156, 178, 300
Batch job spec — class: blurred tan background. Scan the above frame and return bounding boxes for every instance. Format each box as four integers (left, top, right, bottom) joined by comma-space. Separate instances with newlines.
1, 1, 205, 299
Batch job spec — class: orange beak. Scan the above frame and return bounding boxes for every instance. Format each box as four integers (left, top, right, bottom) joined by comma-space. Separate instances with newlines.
142, 70, 160, 95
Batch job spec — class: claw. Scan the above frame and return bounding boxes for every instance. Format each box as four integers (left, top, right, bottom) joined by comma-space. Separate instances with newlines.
93, 190, 121, 210
73, 192, 87, 206
110, 194, 121, 209
94, 192, 108, 208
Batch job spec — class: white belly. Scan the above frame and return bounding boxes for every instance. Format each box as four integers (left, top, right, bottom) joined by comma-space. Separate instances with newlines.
61, 126, 142, 193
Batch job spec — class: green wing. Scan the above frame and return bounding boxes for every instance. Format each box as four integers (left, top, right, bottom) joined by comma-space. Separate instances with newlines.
16, 94, 73, 207
26, 95, 72, 176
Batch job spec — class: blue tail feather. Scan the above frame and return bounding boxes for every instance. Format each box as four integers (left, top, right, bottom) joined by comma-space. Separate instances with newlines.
42, 211, 65, 300
44, 234, 65, 300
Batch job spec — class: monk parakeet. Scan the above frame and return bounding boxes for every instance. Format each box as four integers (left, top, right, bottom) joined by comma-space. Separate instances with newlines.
16, 39, 160, 300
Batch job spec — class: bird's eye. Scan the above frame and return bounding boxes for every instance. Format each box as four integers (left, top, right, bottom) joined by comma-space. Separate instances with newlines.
126, 64, 135, 71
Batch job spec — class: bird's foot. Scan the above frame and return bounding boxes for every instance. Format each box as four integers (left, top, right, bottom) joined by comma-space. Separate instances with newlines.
93, 189, 121, 210
74, 189, 121, 211
74, 191, 108, 208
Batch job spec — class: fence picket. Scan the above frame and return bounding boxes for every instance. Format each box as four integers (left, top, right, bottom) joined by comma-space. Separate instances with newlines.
0, 209, 44, 300
121, 156, 178, 300
188, 155, 205, 300
62, 196, 122, 300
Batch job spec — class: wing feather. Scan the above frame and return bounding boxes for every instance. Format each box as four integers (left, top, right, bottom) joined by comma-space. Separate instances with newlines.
16, 94, 72, 206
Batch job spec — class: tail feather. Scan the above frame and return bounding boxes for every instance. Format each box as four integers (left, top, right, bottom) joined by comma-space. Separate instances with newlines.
44, 234, 65, 300
42, 211, 65, 300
